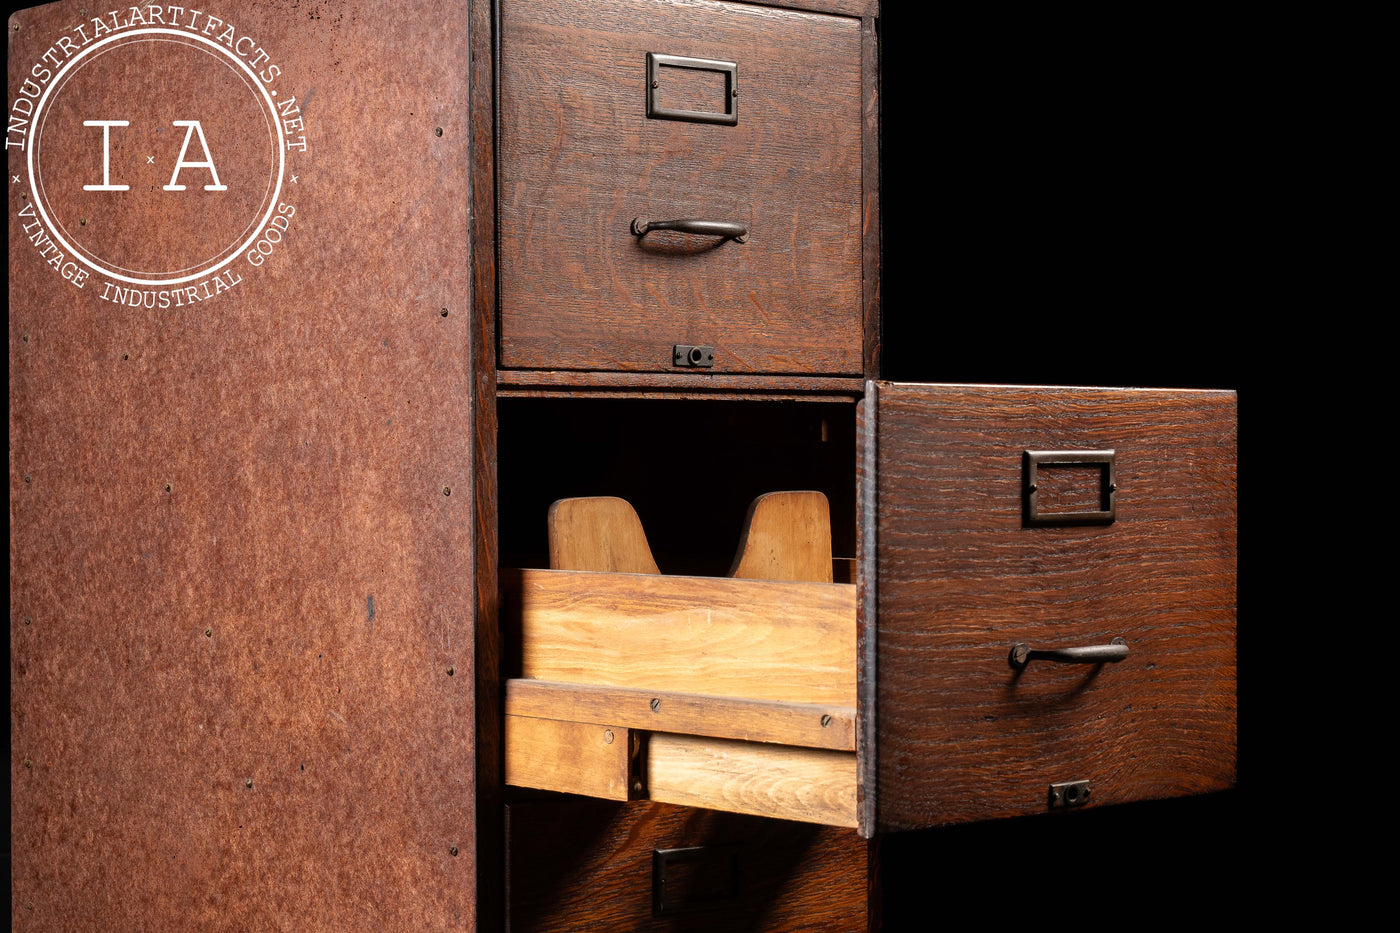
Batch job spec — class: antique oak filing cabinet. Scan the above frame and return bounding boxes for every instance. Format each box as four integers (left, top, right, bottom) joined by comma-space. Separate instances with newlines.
8, 0, 1237, 929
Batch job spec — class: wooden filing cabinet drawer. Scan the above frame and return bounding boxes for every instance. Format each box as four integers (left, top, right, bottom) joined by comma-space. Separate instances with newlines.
496, 0, 865, 375
505, 799, 869, 931
864, 382, 1238, 831
502, 384, 1238, 835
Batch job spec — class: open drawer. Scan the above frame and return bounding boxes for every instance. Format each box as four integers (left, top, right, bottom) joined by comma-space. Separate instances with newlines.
500, 383, 1238, 837
503, 568, 860, 828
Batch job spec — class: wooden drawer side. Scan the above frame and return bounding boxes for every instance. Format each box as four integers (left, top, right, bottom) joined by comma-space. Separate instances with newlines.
505, 568, 857, 706
502, 568, 859, 827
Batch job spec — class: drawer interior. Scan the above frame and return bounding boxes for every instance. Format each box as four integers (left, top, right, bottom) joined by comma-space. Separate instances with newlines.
498, 397, 860, 827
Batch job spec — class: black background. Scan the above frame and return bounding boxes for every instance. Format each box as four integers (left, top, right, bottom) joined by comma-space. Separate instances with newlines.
877, 6, 1249, 922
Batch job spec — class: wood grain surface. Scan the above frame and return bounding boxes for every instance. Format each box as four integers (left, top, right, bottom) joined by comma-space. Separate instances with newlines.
728, 490, 834, 583
506, 798, 871, 931
549, 496, 661, 574
648, 734, 857, 827
497, 0, 864, 375
505, 715, 638, 801
866, 383, 1237, 832
9, 2, 478, 927
496, 368, 866, 397
505, 568, 856, 705
505, 679, 856, 751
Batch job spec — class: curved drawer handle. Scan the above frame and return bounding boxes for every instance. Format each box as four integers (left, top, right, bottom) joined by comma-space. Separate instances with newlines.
1008, 637, 1128, 671
631, 217, 748, 243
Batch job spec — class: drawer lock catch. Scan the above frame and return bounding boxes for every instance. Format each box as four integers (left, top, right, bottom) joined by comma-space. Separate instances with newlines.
673, 344, 716, 368
1048, 780, 1091, 810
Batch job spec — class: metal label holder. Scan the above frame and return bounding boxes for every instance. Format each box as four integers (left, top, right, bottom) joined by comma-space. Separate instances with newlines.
1023, 450, 1117, 526
646, 52, 738, 126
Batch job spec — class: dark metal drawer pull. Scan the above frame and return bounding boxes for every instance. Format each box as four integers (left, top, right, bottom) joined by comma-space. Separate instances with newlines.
631, 217, 748, 243
1009, 637, 1128, 670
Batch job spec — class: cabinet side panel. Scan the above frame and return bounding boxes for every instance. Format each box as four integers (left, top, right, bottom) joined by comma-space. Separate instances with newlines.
873, 384, 1237, 832
8, 2, 477, 928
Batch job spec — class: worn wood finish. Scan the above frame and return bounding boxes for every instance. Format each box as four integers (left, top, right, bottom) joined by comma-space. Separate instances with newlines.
728, 490, 833, 583
549, 496, 661, 574
505, 715, 639, 801
859, 14, 881, 379
648, 734, 857, 828
868, 383, 1237, 832
497, 0, 864, 375
8, 1, 478, 928
506, 798, 870, 931
469, 0, 503, 925
497, 369, 867, 396
505, 568, 857, 705
499, 387, 864, 403
506, 679, 856, 751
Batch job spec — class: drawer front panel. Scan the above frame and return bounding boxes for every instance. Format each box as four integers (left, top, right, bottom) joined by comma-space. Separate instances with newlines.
506, 798, 869, 931
867, 383, 1237, 832
498, 0, 864, 375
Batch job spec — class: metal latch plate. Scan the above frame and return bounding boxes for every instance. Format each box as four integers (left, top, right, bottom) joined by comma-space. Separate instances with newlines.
1048, 780, 1091, 809
673, 345, 715, 368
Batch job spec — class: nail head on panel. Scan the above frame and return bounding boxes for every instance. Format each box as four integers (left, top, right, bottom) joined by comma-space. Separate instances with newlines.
434, 127, 443, 137
449, 846, 459, 857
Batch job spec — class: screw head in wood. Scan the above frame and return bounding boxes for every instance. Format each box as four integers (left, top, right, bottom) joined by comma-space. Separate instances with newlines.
649, 698, 661, 712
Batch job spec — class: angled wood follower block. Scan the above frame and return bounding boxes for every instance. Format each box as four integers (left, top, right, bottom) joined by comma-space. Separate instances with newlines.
502, 568, 859, 826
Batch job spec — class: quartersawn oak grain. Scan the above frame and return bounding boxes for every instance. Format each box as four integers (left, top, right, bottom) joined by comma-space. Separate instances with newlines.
867, 383, 1237, 832
497, 0, 864, 375
506, 798, 871, 931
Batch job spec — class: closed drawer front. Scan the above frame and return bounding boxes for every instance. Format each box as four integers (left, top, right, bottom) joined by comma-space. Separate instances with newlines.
497, 0, 864, 375
506, 798, 869, 932
865, 382, 1238, 832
